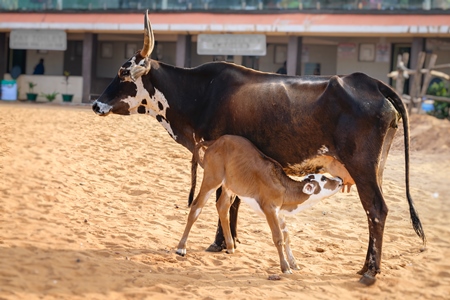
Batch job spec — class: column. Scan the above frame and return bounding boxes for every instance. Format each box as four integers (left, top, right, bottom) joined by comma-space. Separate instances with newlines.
176, 34, 192, 68
287, 36, 303, 76
82, 33, 95, 103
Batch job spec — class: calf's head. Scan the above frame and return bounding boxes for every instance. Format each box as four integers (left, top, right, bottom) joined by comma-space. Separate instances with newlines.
302, 174, 343, 200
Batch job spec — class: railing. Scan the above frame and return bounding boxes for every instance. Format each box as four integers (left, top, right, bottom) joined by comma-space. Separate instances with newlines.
1, 0, 449, 12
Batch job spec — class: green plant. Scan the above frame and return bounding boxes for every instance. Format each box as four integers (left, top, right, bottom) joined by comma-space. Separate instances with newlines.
41, 92, 59, 102
28, 82, 37, 93
427, 81, 450, 120
63, 71, 71, 94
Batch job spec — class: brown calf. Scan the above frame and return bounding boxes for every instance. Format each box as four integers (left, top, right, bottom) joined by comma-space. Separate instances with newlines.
176, 135, 342, 274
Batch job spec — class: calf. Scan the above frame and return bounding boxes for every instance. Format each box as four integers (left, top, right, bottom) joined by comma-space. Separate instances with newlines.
176, 135, 342, 274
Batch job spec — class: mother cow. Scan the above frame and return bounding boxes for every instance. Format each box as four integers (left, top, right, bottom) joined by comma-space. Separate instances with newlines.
92, 11, 425, 285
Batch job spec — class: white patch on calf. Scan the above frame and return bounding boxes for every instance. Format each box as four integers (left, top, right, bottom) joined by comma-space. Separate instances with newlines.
193, 208, 202, 219
240, 197, 265, 217
280, 195, 324, 215
121, 78, 177, 140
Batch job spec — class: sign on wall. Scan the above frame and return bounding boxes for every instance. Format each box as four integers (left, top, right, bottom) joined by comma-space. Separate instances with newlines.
10, 30, 67, 51
375, 43, 391, 63
337, 43, 356, 59
197, 34, 266, 56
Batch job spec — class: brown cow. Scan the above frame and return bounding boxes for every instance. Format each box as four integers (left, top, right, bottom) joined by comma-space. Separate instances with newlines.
92, 10, 425, 285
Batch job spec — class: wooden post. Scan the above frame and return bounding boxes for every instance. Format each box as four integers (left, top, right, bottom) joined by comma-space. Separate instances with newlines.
395, 54, 407, 95
420, 54, 438, 97
409, 51, 426, 110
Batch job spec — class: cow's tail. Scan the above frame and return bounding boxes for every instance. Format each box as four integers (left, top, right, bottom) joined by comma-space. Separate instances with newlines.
378, 81, 426, 245
188, 140, 214, 207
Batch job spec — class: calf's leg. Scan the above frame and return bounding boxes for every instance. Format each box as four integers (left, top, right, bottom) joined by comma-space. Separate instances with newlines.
207, 188, 241, 252
215, 189, 236, 254
263, 207, 291, 274
279, 216, 300, 270
176, 187, 216, 256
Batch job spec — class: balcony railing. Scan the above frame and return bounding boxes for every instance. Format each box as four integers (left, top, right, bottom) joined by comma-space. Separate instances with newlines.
1, 0, 449, 12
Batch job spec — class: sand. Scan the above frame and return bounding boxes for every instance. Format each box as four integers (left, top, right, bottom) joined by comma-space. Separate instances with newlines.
0, 101, 449, 300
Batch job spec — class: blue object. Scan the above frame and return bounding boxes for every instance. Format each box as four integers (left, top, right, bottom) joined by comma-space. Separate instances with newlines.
1, 80, 17, 101
421, 101, 434, 112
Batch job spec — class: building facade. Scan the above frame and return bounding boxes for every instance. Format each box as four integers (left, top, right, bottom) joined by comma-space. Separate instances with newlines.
1, 0, 449, 103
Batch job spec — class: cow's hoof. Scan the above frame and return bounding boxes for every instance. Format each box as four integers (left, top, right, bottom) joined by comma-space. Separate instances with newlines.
282, 269, 293, 274
357, 266, 368, 275
205, 242, 224, 252
359, 273, 377, 286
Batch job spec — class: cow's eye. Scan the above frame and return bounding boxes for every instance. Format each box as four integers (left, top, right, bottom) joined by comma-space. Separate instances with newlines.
121, 69, 130, 77
321, 176, 327, 181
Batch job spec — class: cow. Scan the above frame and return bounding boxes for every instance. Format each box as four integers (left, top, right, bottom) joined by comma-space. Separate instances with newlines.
92, 10, 425, 285
176, 135, 343, 274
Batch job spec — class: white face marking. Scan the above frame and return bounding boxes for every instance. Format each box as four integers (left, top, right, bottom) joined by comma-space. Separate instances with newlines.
307, 174, 342, 197
120, 78, 177, 140
280, 174, 342, 216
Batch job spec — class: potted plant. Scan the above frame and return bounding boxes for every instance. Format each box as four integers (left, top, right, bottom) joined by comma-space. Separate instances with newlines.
62, 71, 73, 102
26, 82, 38, 101
41, 92, 59, 102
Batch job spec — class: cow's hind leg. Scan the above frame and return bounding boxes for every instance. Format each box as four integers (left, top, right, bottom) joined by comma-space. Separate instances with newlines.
354, 177, 388, 286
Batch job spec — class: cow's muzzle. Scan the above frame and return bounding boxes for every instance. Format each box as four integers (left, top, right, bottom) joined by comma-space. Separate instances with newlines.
92, 100, 112, 116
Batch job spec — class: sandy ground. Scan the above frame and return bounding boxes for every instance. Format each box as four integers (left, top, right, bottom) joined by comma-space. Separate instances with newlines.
1, 101, 449, 300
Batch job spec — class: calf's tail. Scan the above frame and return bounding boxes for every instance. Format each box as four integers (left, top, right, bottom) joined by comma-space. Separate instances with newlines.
378, 81, 426, 245
188, 147, 199, 207
188, 140, 215, 207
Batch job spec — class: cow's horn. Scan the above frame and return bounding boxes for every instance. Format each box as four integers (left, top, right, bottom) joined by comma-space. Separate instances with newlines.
140, 10, 155, 58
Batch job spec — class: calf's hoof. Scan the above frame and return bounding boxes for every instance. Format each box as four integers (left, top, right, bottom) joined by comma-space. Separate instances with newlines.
282, 268, 293, 274
225, 248, 235, 254
205, 242, 224, 252
359, 273, 377, 286
176, 249, 186, 257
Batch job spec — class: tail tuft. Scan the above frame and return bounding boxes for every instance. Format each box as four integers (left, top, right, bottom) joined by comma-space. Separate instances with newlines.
410, 205, 426, 245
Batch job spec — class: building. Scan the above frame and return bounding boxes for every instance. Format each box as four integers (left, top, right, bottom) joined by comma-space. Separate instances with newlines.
1, 0, 449, 103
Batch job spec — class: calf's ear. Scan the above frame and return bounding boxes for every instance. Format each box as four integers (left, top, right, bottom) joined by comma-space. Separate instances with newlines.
303, 182, 317, 195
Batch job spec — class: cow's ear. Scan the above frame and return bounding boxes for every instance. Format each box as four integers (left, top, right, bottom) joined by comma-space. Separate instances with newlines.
303, 182, 317, 195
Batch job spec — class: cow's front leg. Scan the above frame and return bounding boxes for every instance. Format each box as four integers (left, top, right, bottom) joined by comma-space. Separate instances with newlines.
356, 183, 388, 286
206, 188, 241, 252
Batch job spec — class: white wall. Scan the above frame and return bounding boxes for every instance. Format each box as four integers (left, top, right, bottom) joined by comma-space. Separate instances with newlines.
26, 50, 65, 76
335, 38, 392, 83
302, 44, 338, 76
96, 41, 128, 78
15, 74, 83, 103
